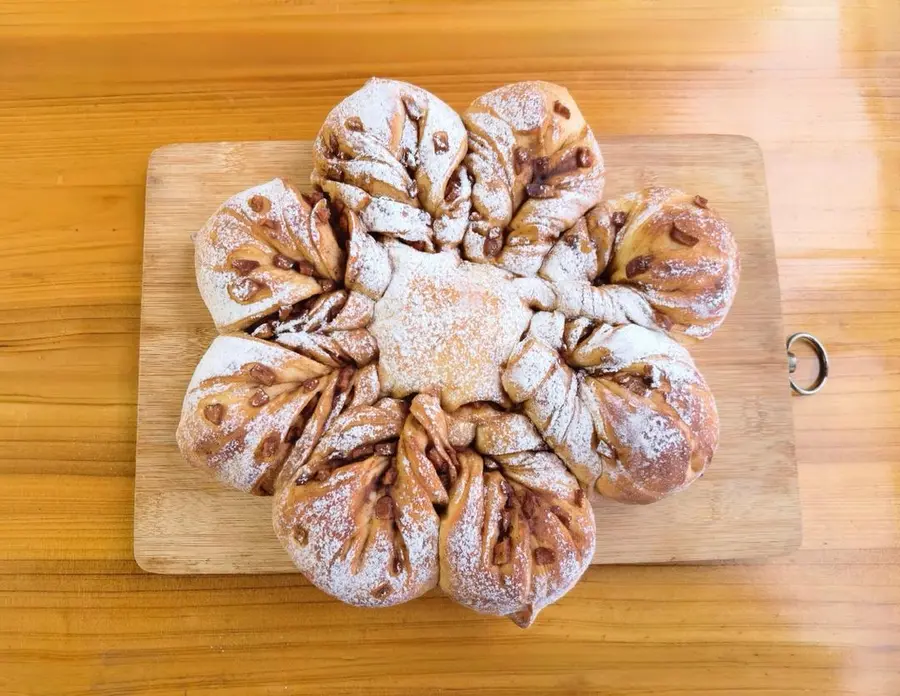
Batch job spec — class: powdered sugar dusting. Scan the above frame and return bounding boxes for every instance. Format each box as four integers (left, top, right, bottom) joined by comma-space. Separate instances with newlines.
463, 81, 605, 276
194, 178, 332, 331
370, 243, 534, 410
501, 451, 595, 620
345, 223, 393, 300
440, 457, 523, 616
501, 338, 604, 489
439, 451, 594, 624
307, 403, 405, 466
553, 281, 660, 331
539, 217, 602, 284
478, 84, 548, 133
364, 197, 433, 244
573, 324, 693, 379
311, 78, 470, 248
606, 187, 740, 338
501, 337, 557, 404
187, 335, 295, 384
570, 322, 712, 430
528, 311, 565, 350
572, 323, 720, 500
474, 413, 545, 456
616, 402, 687, 466
274, 458, 439, 607
497, 451, 575, 501
176, 335, 330, 492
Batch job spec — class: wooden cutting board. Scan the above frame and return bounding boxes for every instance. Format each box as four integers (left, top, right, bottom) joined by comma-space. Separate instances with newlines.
134, 136, 799, 574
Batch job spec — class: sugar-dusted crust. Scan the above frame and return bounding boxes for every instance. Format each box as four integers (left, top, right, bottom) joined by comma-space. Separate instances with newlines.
176, 334, 335, 494
502, 324, 719, 504
194, 178, 344, 332
311, 78, 471, 249
462, 81, 605, 276
543, 187, 741, 339
438, 449, 595, 627
273, 397, 444, 608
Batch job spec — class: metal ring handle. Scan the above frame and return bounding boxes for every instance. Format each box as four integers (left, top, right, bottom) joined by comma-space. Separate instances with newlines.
786, 332, 829, 396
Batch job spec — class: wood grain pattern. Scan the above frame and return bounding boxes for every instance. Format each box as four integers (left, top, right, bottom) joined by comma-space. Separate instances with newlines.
135, 136, 799, 573
2, 0, 900, 694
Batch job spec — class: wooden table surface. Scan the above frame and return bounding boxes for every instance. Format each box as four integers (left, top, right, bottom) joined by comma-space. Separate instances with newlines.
1, 1, 898, 694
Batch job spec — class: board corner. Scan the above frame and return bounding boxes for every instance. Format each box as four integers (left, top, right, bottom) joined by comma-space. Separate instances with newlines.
715, 133, 765, 163
133, 541, 172, 575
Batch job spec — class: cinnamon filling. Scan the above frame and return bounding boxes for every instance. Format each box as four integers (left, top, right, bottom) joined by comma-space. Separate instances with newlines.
231, 258, 260, 275
552, 100, 571, 119
203, 403, 224, 425
248, 389, 270, 408
248, 363, 277, 386
248, 195, 270, 213
670, 221, 700, 247
625, 254, 653, 279
432, 131, 449, 153
228, 277, 264, 303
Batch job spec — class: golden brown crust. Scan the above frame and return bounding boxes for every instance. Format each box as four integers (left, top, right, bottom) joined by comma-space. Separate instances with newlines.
607, 187, 740, 338
502, 322, 719, 505
311, 78, 471, 249
544, 187, 740, 339
273, 451, 440, 607
462, 81, 605, 276
175, 335, 335, 494
272, 395, 454, 608
438, 450, 595, 627
194, 178, 345, 332
572, 324, 718, 503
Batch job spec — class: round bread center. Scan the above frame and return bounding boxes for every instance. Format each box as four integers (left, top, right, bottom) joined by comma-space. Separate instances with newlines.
370, 243, 534, 410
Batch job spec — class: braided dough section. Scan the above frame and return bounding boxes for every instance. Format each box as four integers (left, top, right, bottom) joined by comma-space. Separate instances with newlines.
569, 323, 719, 503
542, 188, 740, 338
273, 398, 444, 608
176, 335, 336, 495
502, 337, 604, 490
606, 188, 740, 338
194, 178, 344, 331
501, 324, 719, 504
311, 78, 471, 249
462, 81, 605, 276
438, 449, 595, 627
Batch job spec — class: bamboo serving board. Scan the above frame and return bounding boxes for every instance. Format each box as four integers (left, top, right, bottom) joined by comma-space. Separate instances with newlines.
134, 136, 799, 574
